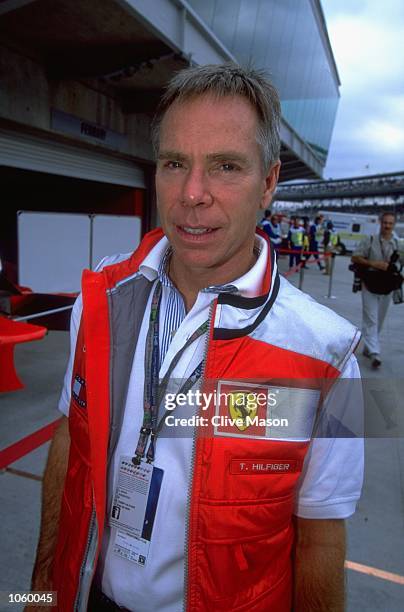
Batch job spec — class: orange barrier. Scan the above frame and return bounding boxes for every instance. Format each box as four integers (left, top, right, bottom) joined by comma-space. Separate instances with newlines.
345, 560, 404, 585
279, 250, 330, 278
278, 248, 327, 256
0, 418, 61, 469
0, 316, 47, 392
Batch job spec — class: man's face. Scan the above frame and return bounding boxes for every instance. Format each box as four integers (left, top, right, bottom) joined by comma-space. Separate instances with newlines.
272, 214, 279, 225
155, 94, 280, 284
293, 218, 300, 228
380, 214, 395, 237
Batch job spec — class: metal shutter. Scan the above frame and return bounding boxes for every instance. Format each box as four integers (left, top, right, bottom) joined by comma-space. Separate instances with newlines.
0, 127, 146, 188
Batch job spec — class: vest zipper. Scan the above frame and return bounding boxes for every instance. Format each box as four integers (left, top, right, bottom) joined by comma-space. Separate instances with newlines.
183, 299, 216, 612
74, 499, 98, 611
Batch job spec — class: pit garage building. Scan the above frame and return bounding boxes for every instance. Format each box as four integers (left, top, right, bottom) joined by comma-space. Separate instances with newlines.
0, 0, 340, 292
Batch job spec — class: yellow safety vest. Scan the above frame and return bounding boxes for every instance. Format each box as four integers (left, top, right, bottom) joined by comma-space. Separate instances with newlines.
290, 228, 304, 247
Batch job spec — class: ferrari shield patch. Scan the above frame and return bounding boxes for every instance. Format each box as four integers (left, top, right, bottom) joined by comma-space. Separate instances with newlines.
228, 391, 259, 431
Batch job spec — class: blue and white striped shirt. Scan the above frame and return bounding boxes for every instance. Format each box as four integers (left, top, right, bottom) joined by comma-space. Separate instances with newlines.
156, 245, 262, 365
157, 249, 187, 365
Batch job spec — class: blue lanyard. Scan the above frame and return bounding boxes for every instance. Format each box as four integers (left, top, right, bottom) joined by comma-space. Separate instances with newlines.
133, 282, 208, 465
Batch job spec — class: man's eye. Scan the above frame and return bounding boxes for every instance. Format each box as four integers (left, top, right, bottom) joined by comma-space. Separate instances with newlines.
220, 163, 238, 172
166, 161, 183, 169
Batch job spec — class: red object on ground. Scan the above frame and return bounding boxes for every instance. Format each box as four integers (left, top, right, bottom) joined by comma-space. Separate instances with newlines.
0, 316, 47, 392
0, 417, 62, 469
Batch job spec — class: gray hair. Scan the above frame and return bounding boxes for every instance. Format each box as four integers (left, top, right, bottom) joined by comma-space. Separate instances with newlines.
151, 63, 281, 170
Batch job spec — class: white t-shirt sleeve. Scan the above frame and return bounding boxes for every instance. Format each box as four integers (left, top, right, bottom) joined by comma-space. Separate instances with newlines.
58, 293, 83, 416
294, 354, 364, 519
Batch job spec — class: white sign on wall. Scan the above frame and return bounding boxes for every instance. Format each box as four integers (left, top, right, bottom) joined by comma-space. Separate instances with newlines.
18, 211, 142, 293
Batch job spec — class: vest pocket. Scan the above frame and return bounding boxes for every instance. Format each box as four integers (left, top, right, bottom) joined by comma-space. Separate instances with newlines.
198, 492, 294, 542
198, 522, 293, 610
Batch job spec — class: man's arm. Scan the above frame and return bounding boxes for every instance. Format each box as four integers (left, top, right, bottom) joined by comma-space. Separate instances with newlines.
31, 416, 70, 590
351, 254, 388, 271
351, 236, 388, 271
293, 517, 346, 612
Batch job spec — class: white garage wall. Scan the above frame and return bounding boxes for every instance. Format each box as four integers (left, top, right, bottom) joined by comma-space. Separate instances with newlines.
18, 212, 142, 293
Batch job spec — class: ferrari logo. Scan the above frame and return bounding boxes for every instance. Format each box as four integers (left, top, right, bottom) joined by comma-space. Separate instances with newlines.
228, 391, 258, 431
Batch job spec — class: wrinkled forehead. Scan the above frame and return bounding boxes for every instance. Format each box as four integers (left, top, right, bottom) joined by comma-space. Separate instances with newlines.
156, 94, 263, 167
159, 93, 259, 134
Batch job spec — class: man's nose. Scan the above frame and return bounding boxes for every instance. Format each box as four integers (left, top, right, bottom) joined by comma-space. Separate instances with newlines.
181, 167, 213, 207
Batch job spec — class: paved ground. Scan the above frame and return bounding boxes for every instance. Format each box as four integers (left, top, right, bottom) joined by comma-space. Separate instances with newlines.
0, 254, 403, 611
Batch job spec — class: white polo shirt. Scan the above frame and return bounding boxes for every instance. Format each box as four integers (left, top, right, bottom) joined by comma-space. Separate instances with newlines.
59, 235, 363, 611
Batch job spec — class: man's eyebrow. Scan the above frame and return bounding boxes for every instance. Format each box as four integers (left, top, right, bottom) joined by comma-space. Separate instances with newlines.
206, 152, 249, 164
157, 150, 250, 164
157, 150, 187, 162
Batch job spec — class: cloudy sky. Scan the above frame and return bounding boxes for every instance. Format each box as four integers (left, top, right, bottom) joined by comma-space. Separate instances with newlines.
321, 0, 404, 179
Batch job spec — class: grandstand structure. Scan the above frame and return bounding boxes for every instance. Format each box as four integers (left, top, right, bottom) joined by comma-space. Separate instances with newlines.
275, 171, 404, 201
274, 171, 404, 216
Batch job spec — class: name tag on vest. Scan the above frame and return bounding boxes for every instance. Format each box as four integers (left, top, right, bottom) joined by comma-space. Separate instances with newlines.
230, 459, 299, 475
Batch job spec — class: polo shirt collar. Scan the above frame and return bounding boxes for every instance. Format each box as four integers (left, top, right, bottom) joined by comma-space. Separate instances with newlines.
139, 234, 268, 299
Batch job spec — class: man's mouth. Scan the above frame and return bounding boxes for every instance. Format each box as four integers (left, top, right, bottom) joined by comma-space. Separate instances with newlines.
178, 226, 216, 235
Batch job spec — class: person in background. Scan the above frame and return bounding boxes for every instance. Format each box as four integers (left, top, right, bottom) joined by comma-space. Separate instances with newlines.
307, 215, 325, 271
351, 212, 401, 368
259, 208, 272, 235
267, 212, 283, 249
287, 216, 304, 269
301, 217, 311, 269
260, 210, 282, 250
323, 221, 338, 276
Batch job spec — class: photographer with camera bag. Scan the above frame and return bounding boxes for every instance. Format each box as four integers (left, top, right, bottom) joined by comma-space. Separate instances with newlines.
351, 212, 402, 368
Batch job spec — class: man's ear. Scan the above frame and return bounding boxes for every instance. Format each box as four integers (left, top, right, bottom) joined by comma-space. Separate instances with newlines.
260, 161, 281, 210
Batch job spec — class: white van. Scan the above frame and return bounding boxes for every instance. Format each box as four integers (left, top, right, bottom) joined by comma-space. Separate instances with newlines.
394, 222, 404, 239
319, 211, 379, 253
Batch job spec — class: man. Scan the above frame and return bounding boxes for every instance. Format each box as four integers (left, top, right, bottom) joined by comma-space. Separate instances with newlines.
287, 216, 304, 269
31, 64, 363, 611
323, 221, 338, 276
268, 212, 283, 249
352, 212, 401, 368
307, 215, 325, 271
260, 210, 282, 249
259, 208, 272, 233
